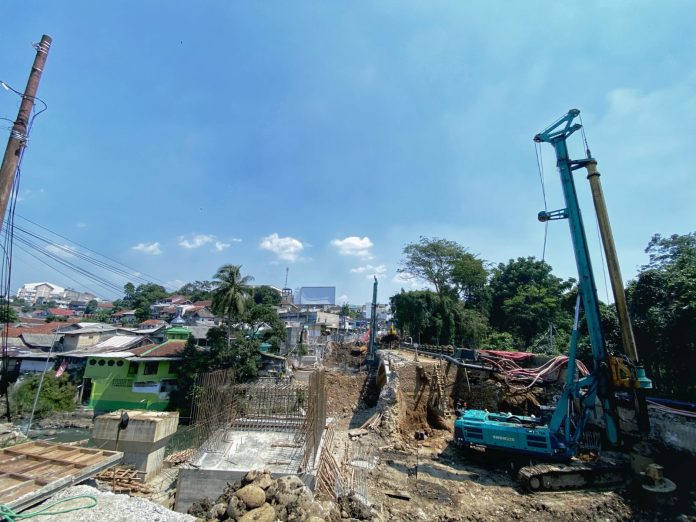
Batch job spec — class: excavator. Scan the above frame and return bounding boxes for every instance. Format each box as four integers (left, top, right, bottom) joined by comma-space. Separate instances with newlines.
454, 109, 675, 493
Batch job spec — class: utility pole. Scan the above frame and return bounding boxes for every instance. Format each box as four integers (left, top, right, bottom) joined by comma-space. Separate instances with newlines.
367, 276, 378, 364
0, 35, 52, 235
0, 35, 51, 421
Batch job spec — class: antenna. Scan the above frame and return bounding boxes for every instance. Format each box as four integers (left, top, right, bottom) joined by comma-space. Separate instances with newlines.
281, 267, 292, 303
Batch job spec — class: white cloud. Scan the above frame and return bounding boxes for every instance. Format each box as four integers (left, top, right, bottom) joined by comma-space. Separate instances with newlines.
392, 271, 422, 289
76, 222, 87, 228
132, 242, 162, 255
331, 236, 374, 258
214, 241, 231, 252
178, 234, 241, 252
45, 244, 77, 259
337, 294, 349, 303
351, 264, 387, 279
165, 279, 186, 291
259, 233, 305, 262
178, 234, 214, 249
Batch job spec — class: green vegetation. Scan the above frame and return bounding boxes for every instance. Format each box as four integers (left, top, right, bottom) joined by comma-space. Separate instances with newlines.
177, 280, 216, 302
211, 264, 253, 347
11, 372, 77, 418
114, 282, 169, 321
628, 233, 696, 400
170, 327, 262, 415
391, 233, 696, 401
252, 285, 281, 306
0, 305, 18, 324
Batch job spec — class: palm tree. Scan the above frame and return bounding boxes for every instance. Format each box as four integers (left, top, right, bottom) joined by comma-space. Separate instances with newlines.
211, 264, 254, 347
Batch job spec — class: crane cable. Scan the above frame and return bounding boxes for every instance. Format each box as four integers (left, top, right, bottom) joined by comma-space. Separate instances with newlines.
534, 142, 549, 262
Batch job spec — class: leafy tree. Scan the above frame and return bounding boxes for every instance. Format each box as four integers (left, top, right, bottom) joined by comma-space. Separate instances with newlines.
390, 290, 435, 343
178, 280, 216, 302
211, 265, 254, 347
481, 331, 516, 351
451, 253, 489, 308
0, 306, 18, 324
628, 232, 696, 400
168, 336, 204, 415
117, 283, 168, 321
488, 257, 573, 348
252, 286, 281, 306
243, 302, 286, 352
399, 237, 483, 300
85, 300, 98, 315
123, 283, 136, 302
451, 304, 489, 348
12, 372, 77, 418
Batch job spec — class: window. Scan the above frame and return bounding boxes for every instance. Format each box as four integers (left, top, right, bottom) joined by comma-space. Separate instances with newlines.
128, 362, 139, 375
168, 361, 181, 375
116, 360, 124, 367
143, 361, 158, 375
107, 360, 114, 366
89, 359, 96, 365
98, 360, 105, 366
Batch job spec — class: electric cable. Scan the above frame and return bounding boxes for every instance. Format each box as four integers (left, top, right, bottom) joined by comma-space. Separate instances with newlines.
15, 214, 168, 286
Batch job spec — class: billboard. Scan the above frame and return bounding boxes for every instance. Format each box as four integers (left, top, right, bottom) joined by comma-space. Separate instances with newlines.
298, 286, 336, 305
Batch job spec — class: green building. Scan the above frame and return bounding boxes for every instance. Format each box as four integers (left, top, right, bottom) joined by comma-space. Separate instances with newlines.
83, 329, 189, 413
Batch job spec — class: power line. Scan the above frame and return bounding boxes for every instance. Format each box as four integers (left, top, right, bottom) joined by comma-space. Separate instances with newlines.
15, 214, 168, 286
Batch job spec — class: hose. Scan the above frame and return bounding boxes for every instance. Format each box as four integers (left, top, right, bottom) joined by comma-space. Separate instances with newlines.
0, 494, 97, 521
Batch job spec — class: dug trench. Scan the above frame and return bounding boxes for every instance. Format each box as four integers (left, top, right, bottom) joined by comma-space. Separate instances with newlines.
331, 348, 695, 521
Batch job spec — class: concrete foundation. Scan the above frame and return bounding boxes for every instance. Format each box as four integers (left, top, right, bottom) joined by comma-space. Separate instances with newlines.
92, 410, 179, 482
175, 428, 309, 513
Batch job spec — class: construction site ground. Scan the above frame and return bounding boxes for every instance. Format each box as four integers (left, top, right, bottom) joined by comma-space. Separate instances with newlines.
323, 346, 695, 521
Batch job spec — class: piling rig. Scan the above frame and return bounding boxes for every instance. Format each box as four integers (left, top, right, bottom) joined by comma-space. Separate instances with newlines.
454, 109, 674, 493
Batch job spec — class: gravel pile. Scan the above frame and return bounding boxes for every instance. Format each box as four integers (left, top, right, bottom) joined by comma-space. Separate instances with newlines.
31, 485, 195, 522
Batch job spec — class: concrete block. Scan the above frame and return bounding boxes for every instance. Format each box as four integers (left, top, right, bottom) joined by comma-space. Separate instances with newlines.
92, 410, 178, 481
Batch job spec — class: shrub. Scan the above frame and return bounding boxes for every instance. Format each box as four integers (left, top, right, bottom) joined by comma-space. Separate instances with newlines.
11, 372, 77, 418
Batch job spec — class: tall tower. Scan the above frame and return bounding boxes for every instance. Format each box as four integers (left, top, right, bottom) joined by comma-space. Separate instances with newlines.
281, 267, 293, 305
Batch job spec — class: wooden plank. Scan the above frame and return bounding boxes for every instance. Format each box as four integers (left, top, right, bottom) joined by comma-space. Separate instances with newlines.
385, 490, 412, 501
0, 441, 123, 511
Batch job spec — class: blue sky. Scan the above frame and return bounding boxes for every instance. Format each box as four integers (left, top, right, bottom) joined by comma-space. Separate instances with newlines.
1, 1, 695, 304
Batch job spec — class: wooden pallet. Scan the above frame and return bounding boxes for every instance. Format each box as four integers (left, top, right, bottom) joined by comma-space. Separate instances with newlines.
0, 441, 122, 512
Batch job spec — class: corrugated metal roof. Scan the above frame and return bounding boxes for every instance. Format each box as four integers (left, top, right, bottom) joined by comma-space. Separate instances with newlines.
93, 335, 146, 350
20, 333, 56, 348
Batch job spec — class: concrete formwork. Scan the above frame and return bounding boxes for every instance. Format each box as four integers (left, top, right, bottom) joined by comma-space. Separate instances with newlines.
174, 371, 327, 513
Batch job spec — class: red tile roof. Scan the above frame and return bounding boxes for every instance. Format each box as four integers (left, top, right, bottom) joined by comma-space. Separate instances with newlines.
139, 319, 166, 326
192, 300, 212, 308
97, 302, 115, 309
130, 340, 187, 358
5, 322, 72, 337
48, 308, 73, 316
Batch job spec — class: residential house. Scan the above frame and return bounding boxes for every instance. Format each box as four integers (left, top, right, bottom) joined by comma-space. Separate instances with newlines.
68, 301, 88, 313
33, 308, 74, 319
110, 309, 137, 324
57, 323, 118, 352
258, 352, 288, 377
277, 310, 339, 341
82, 329, 189, 413
16, 282, 65, 305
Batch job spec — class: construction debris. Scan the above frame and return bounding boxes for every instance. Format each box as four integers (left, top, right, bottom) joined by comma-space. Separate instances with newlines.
187, 470, 376, 521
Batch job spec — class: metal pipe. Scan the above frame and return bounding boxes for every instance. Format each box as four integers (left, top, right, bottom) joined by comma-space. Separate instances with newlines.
584, 159, 639, 362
